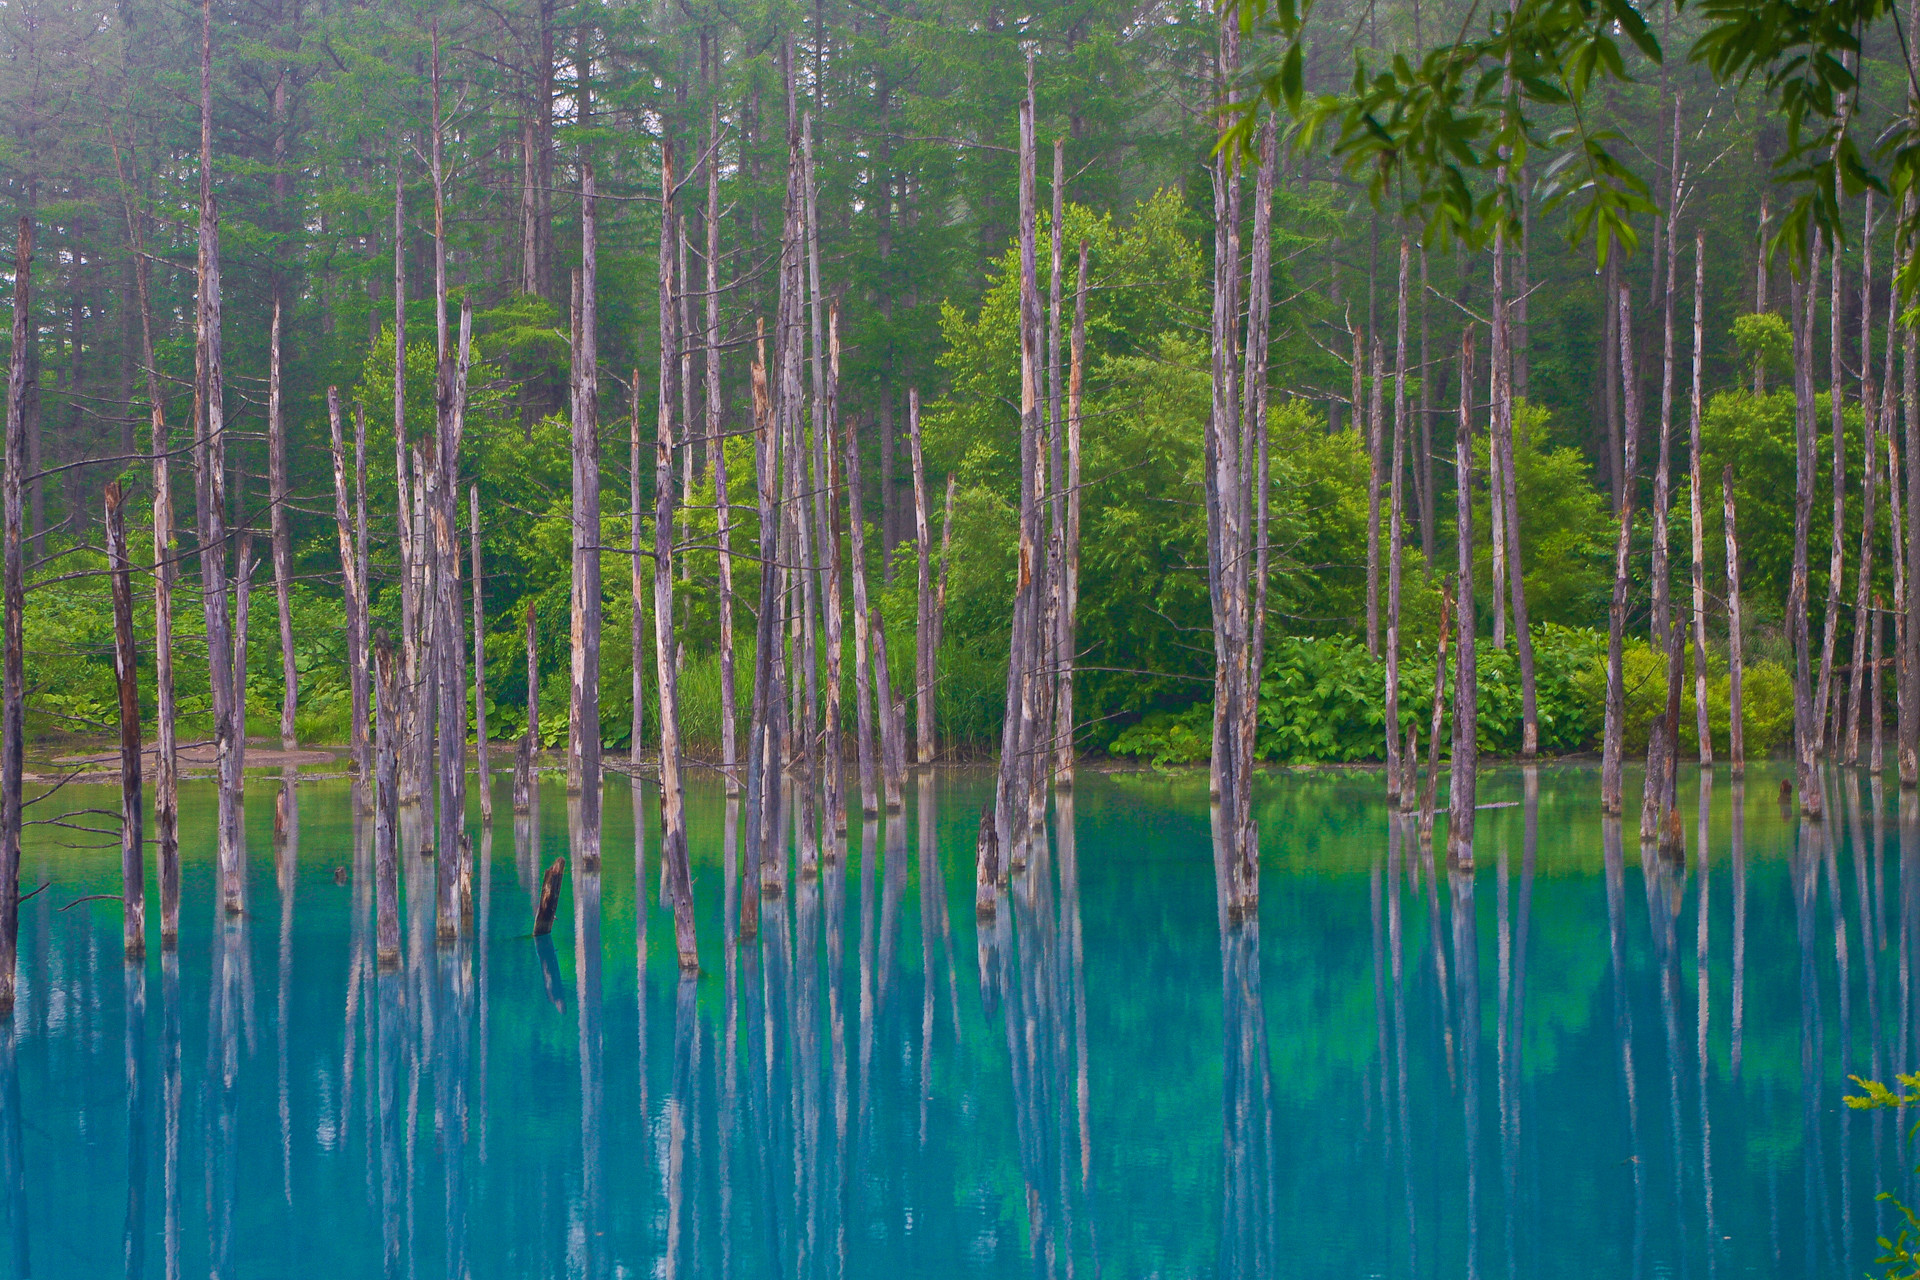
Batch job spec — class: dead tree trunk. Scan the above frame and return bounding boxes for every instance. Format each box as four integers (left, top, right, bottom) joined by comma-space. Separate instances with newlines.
1449, 328, 1479, 868
630, 372, 646, 777
0, 217, 26, 1012
653, 148, 698, 971
1789, 238, 1824, 815
842, 316, 880, 816
1891, 426, 1907, 775
1849, 256, 1893, 762
1688, 233, 1712, 764
803, 114, 846, 838
843, 320, 902, 811
911, 389, 935, 768
196, 0, 242, 915
1366, 335, 1384, 657
267, 297, 297, 749
740, 333, 779, 939
112, 149, 180, 945
1643, 203, 1681, 839
516, 603, 538, 813
432, 302, 474, 939
393, 159, 421, 808
568, 159, 603, 809
1494, 192, 1537, 757
471, 485, 491, 825
1419, 587, 1451, 841
707, 107, 738, 797
373, 633, 400, 968
107, 481, 144, 960
1242, 123, 1277, 799
328, 390, 371, 799
1875, 593, 1888, 773
1385, 236, 1409, 796
1724, 465, 1746, 773
1905, 199, 1920, 788
1601, 280, 1642, 816
1816, 232, 1847, 757
1054, 241, 1089, 786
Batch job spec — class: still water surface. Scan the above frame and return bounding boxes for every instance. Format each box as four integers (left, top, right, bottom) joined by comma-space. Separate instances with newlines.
0, 762, 1900, 1277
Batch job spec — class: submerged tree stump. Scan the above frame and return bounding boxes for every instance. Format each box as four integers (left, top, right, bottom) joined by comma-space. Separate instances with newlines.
533, 856, 565, 936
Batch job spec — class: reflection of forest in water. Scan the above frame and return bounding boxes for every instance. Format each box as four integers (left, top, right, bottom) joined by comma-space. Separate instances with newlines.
0, 763, 1903, 1277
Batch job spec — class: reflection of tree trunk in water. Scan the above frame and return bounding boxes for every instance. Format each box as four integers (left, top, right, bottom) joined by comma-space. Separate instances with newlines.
666, 975, 695, 1280
825, 810, 850, 1274
1822, 790, 1854, 1280
720, 801, 739, 1279
0, 1023, 24, 1277
1387, 817, 1420, 1276
1732, 783, 1748, 1078
795, 865, 823, 1277
432, 940, 472, 1280
1602, 819, 1644, 1278
276, 782, 300, 1205
161, 953, 181, 1277
205, 918, 246, 1277
1792, 822, 1837, 1277
1450, 862, 1481, 1280
575, 857, 605, 1279
122, 955, 146, 1276
1511, 771, 1538, 1272
1695, 770, 1716, 1271
374, 962, 403, 1277
918, 774, 939, 1146
1371, 853, 1389, 1144
1642, 814, 1686, 1266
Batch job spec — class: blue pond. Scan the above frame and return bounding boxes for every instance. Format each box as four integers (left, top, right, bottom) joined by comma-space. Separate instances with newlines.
0, 762, 1900, 1276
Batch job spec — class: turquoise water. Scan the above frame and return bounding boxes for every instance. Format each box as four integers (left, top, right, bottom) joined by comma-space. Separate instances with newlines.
0, 761, 1902, 1277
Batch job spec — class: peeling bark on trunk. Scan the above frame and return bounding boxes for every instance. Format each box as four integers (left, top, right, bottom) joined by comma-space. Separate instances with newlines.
568, 157, 603, 814
516, 603, 538, 813
1817, 233, 1847, 759
1419, 588, 1450, 842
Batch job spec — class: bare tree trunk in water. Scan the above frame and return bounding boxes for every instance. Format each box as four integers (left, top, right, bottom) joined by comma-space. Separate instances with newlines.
111, 151, 181, 943
1494, 188, 1537, 755
1449, 329, 1479, 868
708, 102, 737, 796
568, 160, 603, 809
1890, 427, 1907, 777
393, 160, 420, 807
1689, 234, 1713, 765
516, 604, 538, 813
1817, 232, 1847, 759
803, 114, 846, 837
1420, 588, 1450, 841
1789, 239, 1824, 816
328, 391, 371, 799
107, 482, 144, 960
1367, 335, 1384, 657
1725, 464, 1746, 773
196, 0, 242, 915
268, 296, 297, 749
1055, 241, 1090, 786
653, 146, 697, 971
842, 318, 901, 812
1905, 204, 1920, 786
1602, 281, 1643, 815
911, 390, 935, 768
1848, 226, 1893, 762
1385, 237, 1408, 797
471, 486, 492, 825
373, 635, 400, 968
740, 334, 779, 940
1643, 193, 1681, 841
0, 218, 26, 1012
629, 373, 646, 777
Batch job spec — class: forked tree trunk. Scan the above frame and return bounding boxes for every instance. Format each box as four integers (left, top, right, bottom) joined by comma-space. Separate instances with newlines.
106, 481, 144, 960
328, 390, 371, 798
0, 217, 25, 1013
1602, 280, 1642, 816
373, 634, 400, 968
268, 296, 297, 749
1724, 465, 1746, 773
111, 148, 181, 944
1449, 329, 1479, 868
1385, 237, 1409, 796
